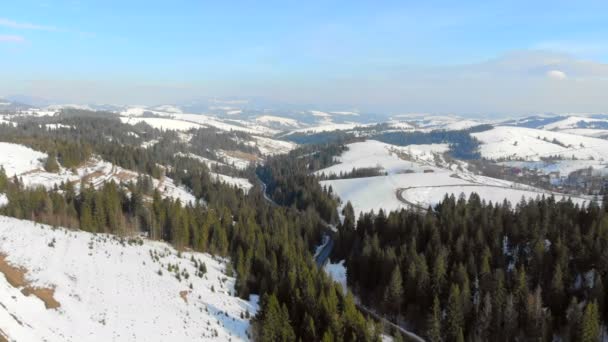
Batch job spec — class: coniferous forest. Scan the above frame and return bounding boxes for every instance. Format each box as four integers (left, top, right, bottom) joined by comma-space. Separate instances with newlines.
332, 195, 608, 341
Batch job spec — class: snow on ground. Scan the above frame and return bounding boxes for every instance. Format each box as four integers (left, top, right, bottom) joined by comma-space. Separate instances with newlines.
324, 260, 347, 293
0, 118, 16, 126
175, 152, 227, 169
399, 143, 450, 162
216, 151, 256, 170
322, 171, 590, 217
558, 128, 608, 138
209, 173, 253, 193
315, 141, 431, 176
310, 110, 331, 118
251, 136, 297, 155
173, 153, 252, 191
74, 158, 196, 204
120, 117, 204, 132
472, 126, 608, 161
254, 115, 299, 127
0, 142, 195, 204
0, 142, 47, 176
173, 114, 269, 135
0, 216, 258, 342
0, 194, 7, 207
45, 123, 73, 130
286, 122, 372, 135
393, 115, 485, 131
498, 160, 608, 176
400, 185, 585, 209
387, 120, 415, 130
541, 116, 608, 131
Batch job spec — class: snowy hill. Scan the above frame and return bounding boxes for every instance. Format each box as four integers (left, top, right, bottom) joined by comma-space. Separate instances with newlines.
315, 140, 448, 177
0, 215, 258, 342
472, 126, 608, 161
318, 140, 592, 216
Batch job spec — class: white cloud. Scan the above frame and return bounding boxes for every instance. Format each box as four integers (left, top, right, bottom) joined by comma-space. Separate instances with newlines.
0, 35, 24, 43
547, 70, 567, 80
0, 18, 57, 31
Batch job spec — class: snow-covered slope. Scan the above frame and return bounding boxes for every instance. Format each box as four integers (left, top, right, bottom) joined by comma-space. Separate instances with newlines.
315, 140, 447, 177
0, 142, 195, 204
541, 116, 608, 131
209, 173, 253, 193
120, 116, 205, 131
318, 139, 591, 217
322, 172, 590, 217
472, 126, 608, 161
0, 215, 258, 342
254, 115, 301, 129
0, 142, 47, 176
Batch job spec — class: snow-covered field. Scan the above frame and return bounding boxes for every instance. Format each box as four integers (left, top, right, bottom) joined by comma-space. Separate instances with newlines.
0, 142, 47, 176
472, 126, 608, 161
319, 140, 592, 216
254, 115, 300, 128
286, 122, 372, 135
120, 116, 205, 131
541, 116, 608, 131
315, 140, 445, 177
498, 160, 608, 176
322, 172, 590, 216
0, 215, 258, 342
251, 136, 297, 155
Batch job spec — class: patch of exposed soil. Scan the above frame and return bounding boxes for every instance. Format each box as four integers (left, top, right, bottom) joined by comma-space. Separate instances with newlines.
179, 290, 190, 303
0, 253, 61, 310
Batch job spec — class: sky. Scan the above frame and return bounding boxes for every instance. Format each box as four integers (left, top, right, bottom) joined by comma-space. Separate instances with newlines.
2, 0, 608, 116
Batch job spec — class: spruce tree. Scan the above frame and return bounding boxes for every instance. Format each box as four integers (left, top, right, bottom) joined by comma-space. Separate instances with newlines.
446, 284, 464, 341
426, 295, 442, 342
580, 301, 600, 342
384, 265, 404, 317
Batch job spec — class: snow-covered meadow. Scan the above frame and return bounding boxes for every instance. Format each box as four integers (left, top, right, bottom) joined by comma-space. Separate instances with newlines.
0, 215, 258, 342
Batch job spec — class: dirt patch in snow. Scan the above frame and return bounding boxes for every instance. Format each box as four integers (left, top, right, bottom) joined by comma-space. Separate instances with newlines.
225, 150, 258, 162
0, 328, 9, 342
0, 253, 61, 309
179, 290, 190, 303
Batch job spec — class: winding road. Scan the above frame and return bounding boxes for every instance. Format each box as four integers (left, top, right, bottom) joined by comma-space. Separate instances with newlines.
396, 183, 592, 211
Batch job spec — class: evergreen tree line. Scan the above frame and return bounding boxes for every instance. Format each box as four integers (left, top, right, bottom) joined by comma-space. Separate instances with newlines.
333, 194, 608, 341
319, 167, 387, 180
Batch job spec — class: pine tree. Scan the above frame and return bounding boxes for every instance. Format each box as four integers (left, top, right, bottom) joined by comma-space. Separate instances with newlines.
550, 263, 566, 319
566, 297, 582, 341
426, 295, 442, 342
79, 199, 94, 232
446, 284, 464, 341
384, 265, 404, 317
44, 154, 60, 173
477, 293, 492, 340
580, 301, 600, 342
503, 294, 518, 340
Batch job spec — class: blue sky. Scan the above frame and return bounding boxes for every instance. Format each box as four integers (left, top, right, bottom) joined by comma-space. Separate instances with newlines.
2, 0, 608, 115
